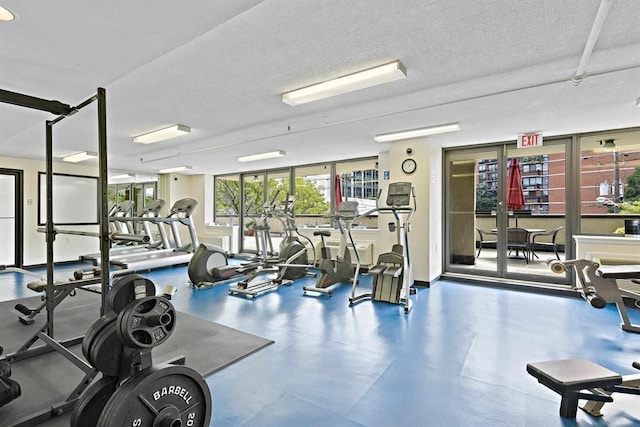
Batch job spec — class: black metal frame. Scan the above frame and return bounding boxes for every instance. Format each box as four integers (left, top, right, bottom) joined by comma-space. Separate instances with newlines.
0, 167, 24, 267
0, 87, 109, 425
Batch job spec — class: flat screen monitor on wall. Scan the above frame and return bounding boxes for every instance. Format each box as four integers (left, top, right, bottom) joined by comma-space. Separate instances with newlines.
38, 172, 99, 225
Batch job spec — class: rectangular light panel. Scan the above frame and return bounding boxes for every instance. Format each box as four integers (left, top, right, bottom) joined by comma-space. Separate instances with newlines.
62, 151, 98, 163
374, 123, 461, 142
158, 166, 193, 173
282, 61, 406, 106
133, 124, 191, 144
237, 150, 286, 162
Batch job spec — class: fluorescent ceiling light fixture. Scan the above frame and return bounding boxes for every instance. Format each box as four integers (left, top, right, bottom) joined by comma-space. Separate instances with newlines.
374, 122, 462, 142
237, 150, 286, 162
133, 124, 191, 144
62, 151, 98, 163
158, 166, 192, 173
110, 173, 134, 180
0, 7, 15, 21
282, 60, 406, 106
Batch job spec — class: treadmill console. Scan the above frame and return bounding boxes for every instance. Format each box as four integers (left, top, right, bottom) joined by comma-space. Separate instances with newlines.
386, 182, 412, 207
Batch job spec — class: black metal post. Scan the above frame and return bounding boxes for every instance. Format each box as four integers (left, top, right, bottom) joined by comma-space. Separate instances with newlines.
45, 120, 55, 338
97, 87, 109, 316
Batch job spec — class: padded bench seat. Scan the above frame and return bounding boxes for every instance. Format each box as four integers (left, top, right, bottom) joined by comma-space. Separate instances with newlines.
527, 358, 622, 418
597, 264, 640, 279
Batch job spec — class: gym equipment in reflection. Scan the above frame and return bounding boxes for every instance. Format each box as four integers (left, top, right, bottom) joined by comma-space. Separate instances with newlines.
350, 181, 417, 313
303, 200, 361, 296
548, 259, 640, 333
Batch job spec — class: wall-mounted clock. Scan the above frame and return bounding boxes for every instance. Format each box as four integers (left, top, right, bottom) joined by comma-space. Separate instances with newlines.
401, 158, 417, 175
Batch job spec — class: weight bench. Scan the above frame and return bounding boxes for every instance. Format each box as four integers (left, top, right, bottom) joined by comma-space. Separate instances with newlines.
527, 358, 640, 418
15, 275, 102, 325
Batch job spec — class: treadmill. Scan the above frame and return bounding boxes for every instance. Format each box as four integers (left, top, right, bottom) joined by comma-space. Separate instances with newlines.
109, 198, 199, 270
80, 199, 167, 265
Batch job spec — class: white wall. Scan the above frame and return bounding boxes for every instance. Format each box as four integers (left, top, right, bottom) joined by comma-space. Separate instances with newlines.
0, 155, 100, 265
384, 140, 441, 283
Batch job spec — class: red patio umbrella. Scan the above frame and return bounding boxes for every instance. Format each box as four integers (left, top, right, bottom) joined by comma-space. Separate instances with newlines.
335, 174, 342, 208
507, 158, 525, 225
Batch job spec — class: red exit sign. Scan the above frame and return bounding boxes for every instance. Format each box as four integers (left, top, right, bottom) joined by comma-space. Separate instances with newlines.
517, 132, 543, 148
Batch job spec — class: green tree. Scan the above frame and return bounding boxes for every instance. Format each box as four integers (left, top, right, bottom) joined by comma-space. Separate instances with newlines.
619, 201, 640, 214
293, 177, 329, 214
475, 184, 496, 210
624, 167, 640, 201
215, 176, 329, 216
215, 178, 241, 215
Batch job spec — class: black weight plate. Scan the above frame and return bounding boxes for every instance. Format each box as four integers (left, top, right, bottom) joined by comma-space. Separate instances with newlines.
97, 364, 211, 427
117, 296, 176, 349
108, 274, 156, 314
82, 313, 117, 363
89, 320, 124, 376
70, 376, 118, 427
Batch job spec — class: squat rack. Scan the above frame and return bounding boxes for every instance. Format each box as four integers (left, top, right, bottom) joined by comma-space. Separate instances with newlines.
0, 87, 110, 340
0, 87, 110, 424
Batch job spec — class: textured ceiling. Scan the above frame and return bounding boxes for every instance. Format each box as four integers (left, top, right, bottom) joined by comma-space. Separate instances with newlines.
1, 0, 639, 177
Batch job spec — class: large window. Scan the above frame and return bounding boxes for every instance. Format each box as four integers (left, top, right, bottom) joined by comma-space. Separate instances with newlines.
213, 157, 379, 232
580, 130, 640, 234
214, 174, 241, 224
293, 164, 331, 217
336, 158, 379, 217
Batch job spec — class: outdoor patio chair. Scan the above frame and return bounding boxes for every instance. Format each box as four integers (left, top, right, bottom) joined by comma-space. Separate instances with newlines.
507, 227, 531, 263
475, 227, 497, 257
530, 226, 563, 260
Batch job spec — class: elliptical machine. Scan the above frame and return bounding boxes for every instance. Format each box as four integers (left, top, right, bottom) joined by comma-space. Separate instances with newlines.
303, 200, 361, 296
188, 244, 260, 288
350, 181, 417, 313
188, 194, 284, 289
229, 192, 313, 298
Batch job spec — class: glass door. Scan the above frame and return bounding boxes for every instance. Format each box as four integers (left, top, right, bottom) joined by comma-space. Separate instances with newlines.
445, 146, 500, 277
503, 140, 569, 283
0, 169, 23, 267
445, 139, 570, 286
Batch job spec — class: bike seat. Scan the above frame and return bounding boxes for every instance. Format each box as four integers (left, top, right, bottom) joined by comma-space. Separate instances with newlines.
314, 230, 332, 237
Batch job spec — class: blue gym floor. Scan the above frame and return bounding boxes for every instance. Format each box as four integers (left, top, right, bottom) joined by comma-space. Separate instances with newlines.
2, 264, 640, 426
